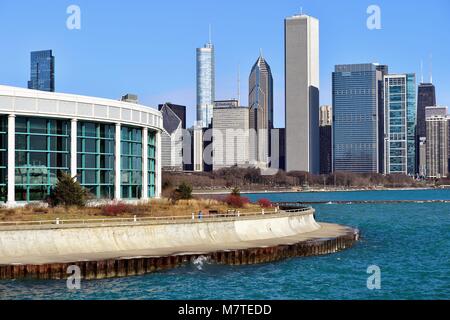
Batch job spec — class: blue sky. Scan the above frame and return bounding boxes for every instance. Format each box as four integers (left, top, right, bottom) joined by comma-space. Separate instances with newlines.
0, 0, 449, 128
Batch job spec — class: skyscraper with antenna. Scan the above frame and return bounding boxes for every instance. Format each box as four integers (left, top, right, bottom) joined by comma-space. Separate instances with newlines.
416, 56, 437, 175
196, 26, 216, 128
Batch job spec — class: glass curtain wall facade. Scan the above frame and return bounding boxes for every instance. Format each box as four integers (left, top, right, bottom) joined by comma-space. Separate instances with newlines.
332, 64, 382, 173
121, 126, 143, 199
15, 117, 70, 201
148, 131, 156, 198
383, 74, 417, 175
196, 43, 215, 128
0, 116, 7, 202
77, 122, 115, 199
28, 50, 55, 92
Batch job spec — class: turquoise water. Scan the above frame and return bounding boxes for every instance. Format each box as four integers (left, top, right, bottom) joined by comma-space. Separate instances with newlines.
1, 189, 449, 300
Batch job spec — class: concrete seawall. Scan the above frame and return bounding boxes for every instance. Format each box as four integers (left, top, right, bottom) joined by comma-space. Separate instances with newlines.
0, 209, 360, 280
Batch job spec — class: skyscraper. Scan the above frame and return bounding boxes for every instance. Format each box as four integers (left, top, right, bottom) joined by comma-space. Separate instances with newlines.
159, 104, 184, 171
319, 105, 332, 174
212, 105, 249, 170
332, 64, 384, 173
158, 103, 187, 130
28, 50, 55, 92
383, 74, 417, 175
285, 14, 320, 173
417, 82, 437, 174
196, 40, 215, 128
425, 106, 448, 178
249, 54, 273, 168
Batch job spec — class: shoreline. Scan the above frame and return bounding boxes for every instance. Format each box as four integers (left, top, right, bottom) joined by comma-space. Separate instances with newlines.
0, 209, 360, 280
193, 186, 444, 196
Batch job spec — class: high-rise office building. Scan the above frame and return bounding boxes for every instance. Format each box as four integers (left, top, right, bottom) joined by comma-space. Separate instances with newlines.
158, 103, 187, 130
212, 105, 249, 170
249, 54, 273, 168
159, 104, 184, 171
285, 14, 320, 173
425, 106, 448, 178
417, 83, 437, 174
319, 105, 332, 126
383, 74, 417, 175
319, 105, 332, 174
28, 50, 55, 92
196, 40, 215, 128
332, 63, 384, 173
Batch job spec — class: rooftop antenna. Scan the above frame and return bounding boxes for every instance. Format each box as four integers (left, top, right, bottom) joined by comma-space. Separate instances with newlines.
237, 65, 241, 106
300, 7, 303, 15
208, 24, 212, 44
429, 53, 433, 84
420, 60, 424, 84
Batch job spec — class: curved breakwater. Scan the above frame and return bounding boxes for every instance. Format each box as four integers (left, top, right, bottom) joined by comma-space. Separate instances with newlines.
0, 209, 359, 280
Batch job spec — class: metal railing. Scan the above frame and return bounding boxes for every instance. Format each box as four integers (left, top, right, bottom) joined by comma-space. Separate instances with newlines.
0, 207, 313, 229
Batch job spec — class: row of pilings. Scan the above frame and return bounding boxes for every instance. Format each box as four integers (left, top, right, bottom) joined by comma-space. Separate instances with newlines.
0, 229, 359, 281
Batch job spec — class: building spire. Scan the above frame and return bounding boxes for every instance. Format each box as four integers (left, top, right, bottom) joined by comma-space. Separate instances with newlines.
260, 48, 264, 59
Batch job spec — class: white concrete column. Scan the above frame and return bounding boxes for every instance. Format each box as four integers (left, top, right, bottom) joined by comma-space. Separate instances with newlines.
70, 119, 78, 179
7, 115, 15, 206
114, 123, 121, 201
156, 130, 162, 199
142, 127, 149, 201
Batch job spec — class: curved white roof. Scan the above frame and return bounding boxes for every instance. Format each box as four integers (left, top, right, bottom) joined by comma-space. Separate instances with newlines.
0, 85, 163, 131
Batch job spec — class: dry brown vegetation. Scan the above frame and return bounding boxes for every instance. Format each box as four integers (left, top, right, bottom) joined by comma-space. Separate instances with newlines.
163, 167, 432, 191
0, 199, 264, 222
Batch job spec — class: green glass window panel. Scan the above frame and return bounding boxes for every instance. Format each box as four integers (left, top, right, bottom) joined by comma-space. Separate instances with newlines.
30, 118, 47, 134
84, 139, 96, 153
30, 135, 47, 151
16, 135, 27, 150
29, 152, 47, 166
15, 118, 27, 133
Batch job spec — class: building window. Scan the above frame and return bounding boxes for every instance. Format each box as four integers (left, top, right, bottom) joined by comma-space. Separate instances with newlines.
15, 117, 70, 202
77, 122, 115, 199
121, 126, 142, 199
148, 131, 156, 198
0, 116, 7, 202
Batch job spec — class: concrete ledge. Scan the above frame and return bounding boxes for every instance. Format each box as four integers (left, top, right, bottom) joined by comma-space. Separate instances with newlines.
0, 210, 361, 280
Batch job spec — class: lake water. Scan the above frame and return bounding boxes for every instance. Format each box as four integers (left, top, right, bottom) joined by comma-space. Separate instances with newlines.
1, 189, 449, 300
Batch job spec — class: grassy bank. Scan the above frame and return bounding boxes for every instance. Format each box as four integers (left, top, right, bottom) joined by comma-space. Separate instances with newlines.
0, 199, 264, 222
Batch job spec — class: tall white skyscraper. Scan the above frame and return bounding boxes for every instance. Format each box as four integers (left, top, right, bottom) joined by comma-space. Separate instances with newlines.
285, 14, 320, 173
196, 39, 215, 128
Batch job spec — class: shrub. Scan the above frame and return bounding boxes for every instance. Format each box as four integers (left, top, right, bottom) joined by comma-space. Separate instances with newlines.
101, 203, 131, 216
231, 187, 241, 197
224, 195, 250, 208
48, 173, 88, 207
170, 182, 193, 202
257, 198, 272, 208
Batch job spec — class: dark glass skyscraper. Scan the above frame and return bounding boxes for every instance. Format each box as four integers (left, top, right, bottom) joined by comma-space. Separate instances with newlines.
417, 83, 437, 138
416, 83, 436, 174
28, 50, 55, 92
249, 54, 273, 168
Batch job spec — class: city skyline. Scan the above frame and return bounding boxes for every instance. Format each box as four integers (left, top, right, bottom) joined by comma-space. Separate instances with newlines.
0, 0, 449, 129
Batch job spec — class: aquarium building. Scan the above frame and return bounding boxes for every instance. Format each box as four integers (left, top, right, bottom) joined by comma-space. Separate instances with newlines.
0, 85, 163, 206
